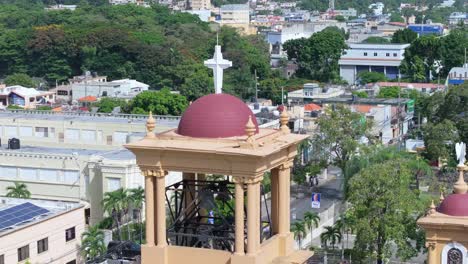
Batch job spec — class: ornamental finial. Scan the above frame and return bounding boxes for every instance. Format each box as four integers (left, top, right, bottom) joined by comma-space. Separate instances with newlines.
439, 191, 444, 203
280, 109, 290, 133
429, 200, 436, 215
146, 111, 156, 138
245, 115, 256, 144
453, 167, 467, 194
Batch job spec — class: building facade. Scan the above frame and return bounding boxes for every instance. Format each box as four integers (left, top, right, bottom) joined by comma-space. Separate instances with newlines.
71, 79, 149, 101
0, 198, 84, 264
189, 0, 210, 10
339, 43, 410, 85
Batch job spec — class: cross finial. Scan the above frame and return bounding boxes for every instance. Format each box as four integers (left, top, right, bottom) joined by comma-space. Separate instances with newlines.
204, 42, 232, 94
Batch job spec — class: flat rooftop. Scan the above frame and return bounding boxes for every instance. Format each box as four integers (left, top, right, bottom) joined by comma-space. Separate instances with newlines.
0, 197, 82, 236
0, 110, 180, 127
0, 145, 136, 160
314, 96, 411, 106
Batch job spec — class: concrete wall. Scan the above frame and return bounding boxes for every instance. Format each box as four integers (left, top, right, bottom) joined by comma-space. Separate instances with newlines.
0, 206, 85, 264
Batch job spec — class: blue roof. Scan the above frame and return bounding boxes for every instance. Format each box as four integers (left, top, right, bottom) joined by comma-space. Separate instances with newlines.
0, 202, 50, 231
448, 79, 466, 85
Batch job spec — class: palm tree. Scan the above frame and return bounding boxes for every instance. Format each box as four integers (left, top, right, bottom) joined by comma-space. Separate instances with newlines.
129, 187, 145, 244
102, 188, 128, 240
335, 212, 355, 259
320, 226, 341, 249
291, 221, 307, 249
81, 225, 106, 261
303, 211, 320, 245
6, 182, 31, 198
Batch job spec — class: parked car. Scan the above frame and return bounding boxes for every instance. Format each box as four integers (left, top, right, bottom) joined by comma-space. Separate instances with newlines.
107, 241, 141, 261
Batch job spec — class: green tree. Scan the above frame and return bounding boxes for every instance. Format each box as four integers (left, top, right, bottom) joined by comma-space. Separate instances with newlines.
377, 86, 401, 98
423, 120, 460, 162
320, 226, 341, 249
283, 27, 347, 82
351, 91, 368, 98
129, 187, 145, 243
312, 105, 372, 184
389, 12, 405, 23
335, 15, 345, 22
102, 188, 129, 240
357, 71, 387, 84
129, 89, 188, 115
291, 221, 307, 249
400, 35, 442, 82
81, 225, 106, 260
391, 28, 418, 44
4, 73, 34, 87
6, 182, 31, 198
303, 211, 320, 245
94, 98, 129, 113
348, 159, 426, 263
362, 37, 389, 44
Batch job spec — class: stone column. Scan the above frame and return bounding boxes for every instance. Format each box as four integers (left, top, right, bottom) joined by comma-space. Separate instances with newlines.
144, 173, 155, 246
182, 172, 196, 216
233, 176, 245, 255
270, 168, 279, 234
246, 176, 262, 255
278, 162, 292, 235
154, 169, 168, 247
426, 241, 437, 264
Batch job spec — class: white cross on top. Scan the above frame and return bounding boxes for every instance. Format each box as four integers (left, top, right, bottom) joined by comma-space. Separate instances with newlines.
204, 45, 232, 94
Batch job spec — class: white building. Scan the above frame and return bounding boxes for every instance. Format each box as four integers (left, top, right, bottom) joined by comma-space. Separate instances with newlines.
219, 4, 250, 24
45, 4, 77, 11
334, 8, 357, 18
287, 83, 345, 103
0, 86, 56, 109
0, 198, 84, 264
189, 0, 211, 10
339, 43, 410, 85
368, 2, 384, 16
448, 12, 467, 25
71, 79, 149, 101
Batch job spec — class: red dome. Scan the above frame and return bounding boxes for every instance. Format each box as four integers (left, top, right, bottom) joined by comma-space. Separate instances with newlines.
438, 194, 468, 216
177, 94, 259, 138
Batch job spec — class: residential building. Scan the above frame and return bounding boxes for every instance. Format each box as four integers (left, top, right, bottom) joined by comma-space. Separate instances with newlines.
219, 4, 250, 24
0, 86, 56, 109
45, 4, 77, 11
287, 83, 345, 103
448, 12, 467, 25
69, 71, 107, 85
408, 24, 444, 36
339, 43, 410, 85
0, 110, 179, 150
0, 198, 84, 264
368, 2, 384, 16
316, 97, 415, 144
439, 0, 456, 8
283, 10, 311, 22
334, 8, 357, 18
368, 81, 446, 95
71, 79, 149, 102
447, 64, 468, 85
189, 0, 210, 11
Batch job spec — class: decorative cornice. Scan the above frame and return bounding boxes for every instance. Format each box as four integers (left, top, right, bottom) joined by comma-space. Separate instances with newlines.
279, 159, 294, 170
425, 241, 436, 250
140, 166, 166, 177
232, 173, 264, 184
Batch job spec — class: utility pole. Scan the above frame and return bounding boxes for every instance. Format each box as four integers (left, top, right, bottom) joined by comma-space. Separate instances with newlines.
281, 86, 284, 105
254, 69, 258, 102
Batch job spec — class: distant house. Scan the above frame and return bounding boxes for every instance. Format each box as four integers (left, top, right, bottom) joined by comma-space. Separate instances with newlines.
448, 12, 467, 25
71, 79, 149, 102
339, 43, 410, 85
447, 64, 468, 85
0, 86, 55, 109
407, 24, 444, 36
369, 82, 445, 94
287, 83, 345, 103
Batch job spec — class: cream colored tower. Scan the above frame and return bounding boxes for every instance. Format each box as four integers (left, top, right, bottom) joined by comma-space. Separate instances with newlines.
125, 94, 313, 264
418, 164, 468, 264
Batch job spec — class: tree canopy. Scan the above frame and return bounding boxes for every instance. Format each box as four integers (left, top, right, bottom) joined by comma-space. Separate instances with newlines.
358, 71, 387, 84
283, 27, 347, 83
391, 28, 418, 44
4, 73, 35, 87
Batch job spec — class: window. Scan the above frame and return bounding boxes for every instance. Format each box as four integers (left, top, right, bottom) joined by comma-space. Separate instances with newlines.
0, 166, 17, 179
35, 127, 49, 138
5, 126, 17, 137
65, 129, 80, 141
81, 130, 96, 142
107, 177, 121, 192
447, 248, 463, 264
63, 171, 79, 184
39, 169, 58, 182
113, 132, 128, 145
386, 53, 390, 57
102, 91, 108, 96
106, 135, 113, 145
0, 254, 4, 264
19, 168, 37, 181
374, 52, 378, 56
19, 126, 33, 137
17, 245, 29, 262
363, 52, 368, 56
57, 90, 68, 96
37, 237, 48, 254
65, 227, 76, 242
393, 53, 397, 57
66, 260, 77, 264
